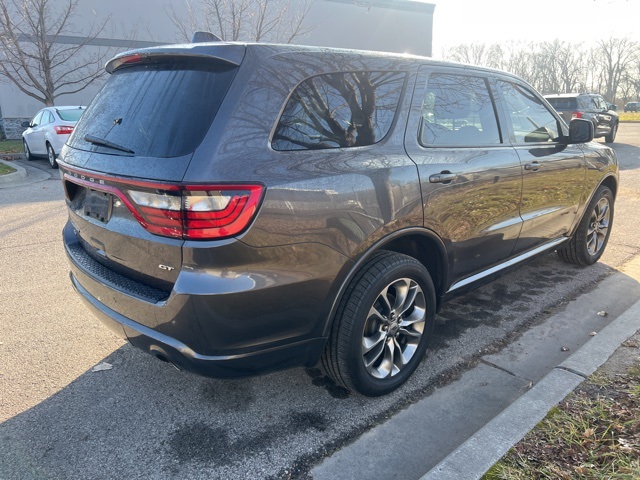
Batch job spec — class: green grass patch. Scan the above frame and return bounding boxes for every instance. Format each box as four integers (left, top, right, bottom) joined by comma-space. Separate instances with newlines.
0, 162, 17, 175
0, 139, 24, 153
618, 112, 640, 123
483, 354, 640, 480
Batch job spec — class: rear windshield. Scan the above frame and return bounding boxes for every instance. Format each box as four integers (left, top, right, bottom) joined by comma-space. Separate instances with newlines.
57, 109, 84, 122
69, 60, 237, 158
546, 97, 578, 110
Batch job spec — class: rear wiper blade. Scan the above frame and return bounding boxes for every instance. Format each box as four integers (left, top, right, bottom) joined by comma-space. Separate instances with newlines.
84, 134, 134, 155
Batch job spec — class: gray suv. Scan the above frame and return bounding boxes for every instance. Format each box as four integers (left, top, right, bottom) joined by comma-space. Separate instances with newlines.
544, 93, 619, 143
59, 41, 618, 396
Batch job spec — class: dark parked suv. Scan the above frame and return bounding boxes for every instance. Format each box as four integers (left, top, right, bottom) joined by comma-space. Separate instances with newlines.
544, 93, 619, 143
624, 101, 640, 112
59, 41, 618, 396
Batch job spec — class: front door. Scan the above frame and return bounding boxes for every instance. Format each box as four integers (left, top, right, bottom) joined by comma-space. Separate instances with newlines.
405, 68, 524, 286
495, 80, 586, 254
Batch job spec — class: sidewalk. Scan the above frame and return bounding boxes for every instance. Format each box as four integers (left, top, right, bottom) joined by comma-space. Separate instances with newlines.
312, 258, 640, 480
0, 158, 52, 188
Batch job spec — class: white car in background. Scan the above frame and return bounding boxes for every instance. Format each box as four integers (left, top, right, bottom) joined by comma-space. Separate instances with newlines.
22, 106, 85, 168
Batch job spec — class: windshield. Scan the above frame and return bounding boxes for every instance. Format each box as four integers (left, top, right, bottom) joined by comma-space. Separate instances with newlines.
69, 60, 237, 158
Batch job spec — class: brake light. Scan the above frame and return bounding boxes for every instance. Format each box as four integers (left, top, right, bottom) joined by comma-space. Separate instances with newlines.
54, 125, 74, 135
107, 53, 144, 72
128, 185, 263, 239
571, 111, 583, 119
62, 169, 264, 240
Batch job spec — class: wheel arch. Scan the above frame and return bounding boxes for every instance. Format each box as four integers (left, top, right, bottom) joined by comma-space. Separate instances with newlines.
320, 227, 450, 338
600, 174, 618, 200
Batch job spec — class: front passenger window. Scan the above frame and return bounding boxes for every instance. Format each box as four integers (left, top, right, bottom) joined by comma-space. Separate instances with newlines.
419, 74, 501, 147
498, 81, 560, 143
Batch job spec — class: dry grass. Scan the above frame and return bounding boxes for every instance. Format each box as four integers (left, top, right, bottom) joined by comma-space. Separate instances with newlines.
0, 139, 23, 153
0, 161, 17, 175
618, 112, 640, 123
484, 353, 640, 480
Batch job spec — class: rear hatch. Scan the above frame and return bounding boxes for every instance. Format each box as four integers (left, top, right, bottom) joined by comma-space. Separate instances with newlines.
60, 44, 245, 291
545, 97, 578, 123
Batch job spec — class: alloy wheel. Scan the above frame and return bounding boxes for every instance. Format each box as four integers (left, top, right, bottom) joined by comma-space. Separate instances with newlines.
586, 197, 610, 256
361, 278, 426, 379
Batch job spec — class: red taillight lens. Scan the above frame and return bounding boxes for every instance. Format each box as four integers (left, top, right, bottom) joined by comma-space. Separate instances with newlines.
571, 111, 583, 119
63, 169, 264, 240
182, 186, 263, 239
54, 125, 74, 135
126, 185, 263, 239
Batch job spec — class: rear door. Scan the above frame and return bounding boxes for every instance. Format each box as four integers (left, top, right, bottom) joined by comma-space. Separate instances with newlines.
495, 80, 586, 254
405, 67, 523, 285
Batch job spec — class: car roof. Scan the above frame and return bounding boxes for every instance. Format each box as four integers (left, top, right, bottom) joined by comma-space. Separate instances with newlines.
106, 41, 525, 81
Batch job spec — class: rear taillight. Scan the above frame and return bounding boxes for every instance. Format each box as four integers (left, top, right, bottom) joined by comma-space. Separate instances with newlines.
63, 169, 264, 240
571, 111, 583, 119
128, 185, 263, 239
54, 125, 74, 135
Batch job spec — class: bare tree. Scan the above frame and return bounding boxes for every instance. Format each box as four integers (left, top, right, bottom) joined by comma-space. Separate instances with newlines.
595, 37, 639, 102
443, 43, 504, 69
0, 0, 111, 106
168, 0, 314, 44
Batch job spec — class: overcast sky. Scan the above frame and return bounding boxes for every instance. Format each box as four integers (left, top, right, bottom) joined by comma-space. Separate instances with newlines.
430, 0, 640, 56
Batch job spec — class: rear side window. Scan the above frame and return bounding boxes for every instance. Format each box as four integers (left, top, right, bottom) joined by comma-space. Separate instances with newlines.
272, 71, 406, 151
69, 61, 237, 158
58, 109, 84, 122
419, 74, 501, 147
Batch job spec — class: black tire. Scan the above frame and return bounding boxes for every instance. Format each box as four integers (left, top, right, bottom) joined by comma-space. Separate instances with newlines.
47, 143, 58, 169
557, 185, 614, 266
23, 140, 34, 161
605, 122, 617, 143
321, 251, 436, 396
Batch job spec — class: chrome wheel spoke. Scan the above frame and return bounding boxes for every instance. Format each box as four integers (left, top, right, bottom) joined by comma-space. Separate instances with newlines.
398, 283, 419, 317
369, 337, 395, 378
391, 337, 405, 375
363, 330, 386, 355
367, 305, 386, 323
391, 280, 409, 312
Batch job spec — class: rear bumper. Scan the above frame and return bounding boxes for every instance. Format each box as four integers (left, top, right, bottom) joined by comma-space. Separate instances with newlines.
63, 221, 349, 377
70, 273, 325, 377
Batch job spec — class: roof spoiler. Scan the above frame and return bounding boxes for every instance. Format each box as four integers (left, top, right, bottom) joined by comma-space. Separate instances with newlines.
192, 31, 222, 43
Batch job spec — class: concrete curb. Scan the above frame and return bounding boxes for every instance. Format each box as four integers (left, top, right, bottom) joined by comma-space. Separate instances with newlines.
0, 159, 27, 184
421, 298, 640, 480
0, 159, 52, 188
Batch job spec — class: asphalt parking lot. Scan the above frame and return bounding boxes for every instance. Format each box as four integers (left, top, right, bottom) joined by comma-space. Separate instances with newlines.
1, 124, 639, 479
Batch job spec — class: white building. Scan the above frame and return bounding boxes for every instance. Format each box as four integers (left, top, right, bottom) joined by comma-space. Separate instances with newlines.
0, 0, 435, 139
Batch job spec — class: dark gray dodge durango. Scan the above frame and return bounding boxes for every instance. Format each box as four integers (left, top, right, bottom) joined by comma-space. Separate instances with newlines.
59, 40, 618, 396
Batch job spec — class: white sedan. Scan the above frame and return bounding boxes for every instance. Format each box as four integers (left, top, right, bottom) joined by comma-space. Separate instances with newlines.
22, 106, 85, 168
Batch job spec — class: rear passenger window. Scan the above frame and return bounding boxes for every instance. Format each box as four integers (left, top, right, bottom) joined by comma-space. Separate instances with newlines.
419, 74, 500, 147
272, 71, 406, 151
498, 81, 561, 143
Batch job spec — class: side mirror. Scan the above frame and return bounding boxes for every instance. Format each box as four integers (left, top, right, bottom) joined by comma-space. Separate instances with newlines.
568, 118, 594, 144
608, 103, 617, 111
21, 121, 30, 128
